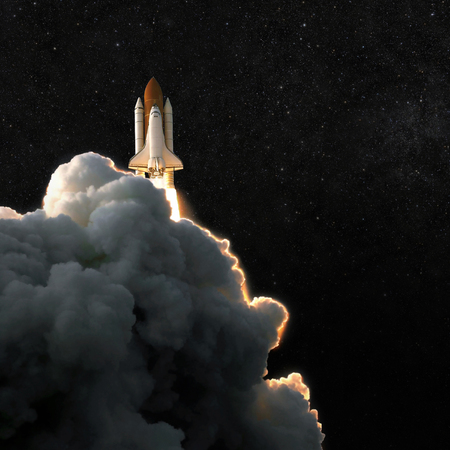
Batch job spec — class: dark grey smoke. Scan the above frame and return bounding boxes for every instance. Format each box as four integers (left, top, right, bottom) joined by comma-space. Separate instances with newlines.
0, 153, 324, 449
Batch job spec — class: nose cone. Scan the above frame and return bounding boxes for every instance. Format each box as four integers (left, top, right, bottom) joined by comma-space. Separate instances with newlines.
144, 78, 164, 134
164, 97, 172, 114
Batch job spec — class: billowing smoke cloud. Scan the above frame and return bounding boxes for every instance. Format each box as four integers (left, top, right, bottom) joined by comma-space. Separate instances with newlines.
0, 153, 324, 449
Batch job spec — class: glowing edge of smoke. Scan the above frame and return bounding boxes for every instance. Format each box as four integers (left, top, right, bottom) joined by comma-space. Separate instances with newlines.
172, 191, 290, 349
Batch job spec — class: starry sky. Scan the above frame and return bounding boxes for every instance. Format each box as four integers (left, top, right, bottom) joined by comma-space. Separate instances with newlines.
1, 1, 449, 449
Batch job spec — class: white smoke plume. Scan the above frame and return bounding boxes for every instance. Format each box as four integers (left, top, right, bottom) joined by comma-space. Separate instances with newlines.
0, 152, 324, 449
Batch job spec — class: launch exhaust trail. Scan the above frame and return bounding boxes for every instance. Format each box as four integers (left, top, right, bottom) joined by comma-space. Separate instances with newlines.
129, 78, 183, 221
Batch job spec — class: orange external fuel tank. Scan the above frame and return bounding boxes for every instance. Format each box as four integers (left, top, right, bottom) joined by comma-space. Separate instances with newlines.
144, 77, 164, 136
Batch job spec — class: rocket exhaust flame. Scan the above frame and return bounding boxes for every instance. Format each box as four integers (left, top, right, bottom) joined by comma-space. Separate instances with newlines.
165, 187, 181, 222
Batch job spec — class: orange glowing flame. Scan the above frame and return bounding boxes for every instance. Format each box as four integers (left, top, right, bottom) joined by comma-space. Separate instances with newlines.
165, 188, 181, 221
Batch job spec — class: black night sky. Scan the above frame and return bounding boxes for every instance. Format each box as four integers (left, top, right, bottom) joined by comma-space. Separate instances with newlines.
1, 1, 449, 449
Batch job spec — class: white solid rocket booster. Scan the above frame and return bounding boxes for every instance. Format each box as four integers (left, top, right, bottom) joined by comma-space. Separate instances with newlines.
164, 98, 173, 152
163, 98, 175, 189
134, 98, 145, 177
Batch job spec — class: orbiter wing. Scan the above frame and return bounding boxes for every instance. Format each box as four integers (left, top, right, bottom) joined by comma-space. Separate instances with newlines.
129, 144, 183, 171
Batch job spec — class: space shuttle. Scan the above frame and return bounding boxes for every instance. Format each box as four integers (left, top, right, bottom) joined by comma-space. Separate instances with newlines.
129, 78, 183, 188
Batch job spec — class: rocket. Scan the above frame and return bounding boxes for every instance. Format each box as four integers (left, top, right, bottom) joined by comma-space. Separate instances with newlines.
129, 78, 183, 188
